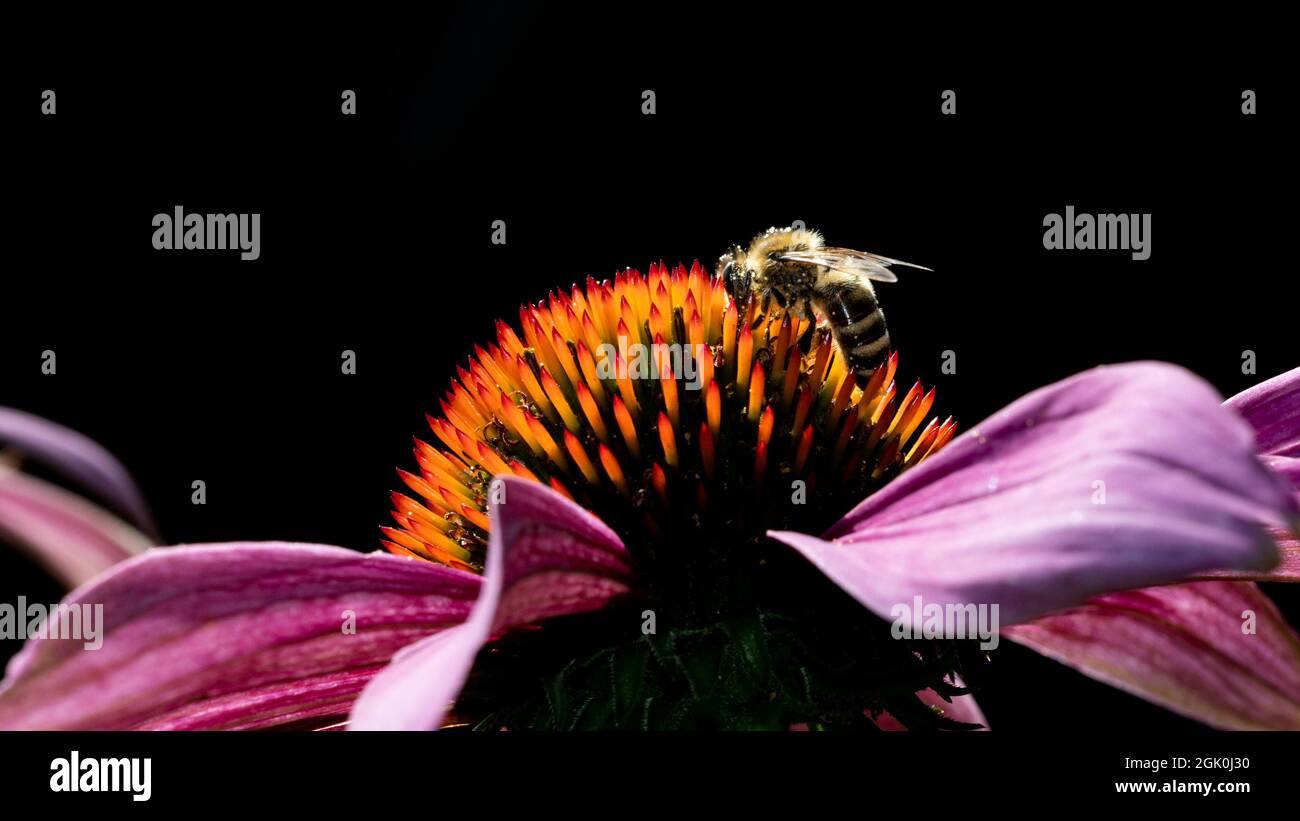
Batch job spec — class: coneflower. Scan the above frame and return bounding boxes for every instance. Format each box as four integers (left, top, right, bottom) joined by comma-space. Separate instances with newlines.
1, 266, 1297, 732
382, 263, 970, 729
387, 263, 950, 566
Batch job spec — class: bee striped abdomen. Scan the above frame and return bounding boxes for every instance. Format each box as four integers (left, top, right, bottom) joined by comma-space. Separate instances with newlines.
720, 227, 918, 387
822, 280, 890, 382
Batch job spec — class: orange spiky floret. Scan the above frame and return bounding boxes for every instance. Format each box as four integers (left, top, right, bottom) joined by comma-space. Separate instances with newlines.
387, 263, 953, 572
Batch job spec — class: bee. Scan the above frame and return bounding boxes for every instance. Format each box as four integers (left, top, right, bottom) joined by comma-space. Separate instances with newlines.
716, 226, 930, 384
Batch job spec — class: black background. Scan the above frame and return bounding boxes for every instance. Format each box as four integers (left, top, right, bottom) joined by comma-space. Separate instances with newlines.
1, 5, 1295, 743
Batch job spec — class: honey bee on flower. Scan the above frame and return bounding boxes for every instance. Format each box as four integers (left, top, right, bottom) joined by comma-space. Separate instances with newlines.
385, 252, 951, 579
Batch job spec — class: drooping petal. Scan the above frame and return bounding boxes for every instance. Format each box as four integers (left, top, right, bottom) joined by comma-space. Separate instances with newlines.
1224, 365, 1300, 457
874, 676, 988, 731
1196, 546, 1300, 582
771, 363, 1298, 627
1193, 440, 1300, 583
1006, 581, 1300, 730
133, 667, 383, 731
0, 542, 478, 730
1194, 463, 1298, 581
349, 476, 633, 730
1260, 454, 1300, 493
0, 466, 151, 588
0, 407, 157, 536
1211, 369, 1300, 582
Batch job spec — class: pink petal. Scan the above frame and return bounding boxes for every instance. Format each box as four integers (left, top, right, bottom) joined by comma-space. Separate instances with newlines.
1224, 365, 1300, 457
0, 466, 151, 588
349, 476, 633, 730
874, 676, 988, 730
0, 542, 478, 730
1006, 581, 1300, 729
771, 362, 1298, 627
0, 407, 157, 535
134, 667, 382, 731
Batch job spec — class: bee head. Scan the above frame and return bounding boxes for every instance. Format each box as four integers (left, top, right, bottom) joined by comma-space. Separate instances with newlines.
717, 245, 751, 305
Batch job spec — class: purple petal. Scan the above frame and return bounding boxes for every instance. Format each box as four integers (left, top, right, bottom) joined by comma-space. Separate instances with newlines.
1217, 368, 1300, 582
1260, 454, 1300, 493
1006, 581, 1300, 729
1195, 455, 1300, 582
0, 542, 478, 730
1224, 366, 1300, 457
1196, 543, 1300, 582
0, 466, 152, 588
771, 362, 1298, 627
0, 407, 157, 536
349, 476, 633, 730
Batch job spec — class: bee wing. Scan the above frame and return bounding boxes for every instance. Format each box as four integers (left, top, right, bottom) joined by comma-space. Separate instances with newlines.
774, 247, 932, 283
